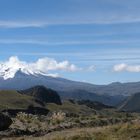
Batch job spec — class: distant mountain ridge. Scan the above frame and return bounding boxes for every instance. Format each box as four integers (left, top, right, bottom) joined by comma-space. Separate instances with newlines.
0, 69, 140, 106
0, 69, 140, 95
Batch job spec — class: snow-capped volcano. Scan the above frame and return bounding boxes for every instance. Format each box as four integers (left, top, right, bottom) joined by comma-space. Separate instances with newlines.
0, 56, 45, 80
0, 56, 78, 80
0, 56, 81, 91
0, 68, 62, 90
0, 67, 32, 80
0, 67, 54, 80
0, 61, 139, 106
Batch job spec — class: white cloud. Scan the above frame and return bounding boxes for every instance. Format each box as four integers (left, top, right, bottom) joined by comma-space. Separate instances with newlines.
1, 39, 140, 46
113, 63, 127, 72
46, 73, 60, 78
32, 57, 78, 72
113, 63, 140, 72
0, 21, 46, 28
0, 56, 79, 79
1, 16, 140, 29
88, 65, 96, 71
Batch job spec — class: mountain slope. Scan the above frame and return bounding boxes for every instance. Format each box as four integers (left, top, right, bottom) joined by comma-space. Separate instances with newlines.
0, 90, 42, 110
119, 92, 140, 112
77, 100, 113, 110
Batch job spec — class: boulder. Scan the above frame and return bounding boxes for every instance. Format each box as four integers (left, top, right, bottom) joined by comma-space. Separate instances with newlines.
0, 113, 12, 131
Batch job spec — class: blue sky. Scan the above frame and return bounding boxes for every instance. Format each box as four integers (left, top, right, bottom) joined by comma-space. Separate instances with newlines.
0, 0, 140, 84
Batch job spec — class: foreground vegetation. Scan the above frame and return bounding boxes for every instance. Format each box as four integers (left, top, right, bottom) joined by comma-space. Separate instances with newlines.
1, 120, 140, 140
0, 97, 139, 140
0, 85, 140, 140
34, 120, 140, 140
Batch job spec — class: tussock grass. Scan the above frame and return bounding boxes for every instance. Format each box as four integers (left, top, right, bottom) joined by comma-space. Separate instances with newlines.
21, 121, 140, 140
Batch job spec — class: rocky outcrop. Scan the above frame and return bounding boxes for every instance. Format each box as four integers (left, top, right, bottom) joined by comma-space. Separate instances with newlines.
0, 113, 12, 131
19, 85, 62, 105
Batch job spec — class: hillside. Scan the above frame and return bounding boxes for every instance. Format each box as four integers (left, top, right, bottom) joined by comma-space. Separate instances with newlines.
77, 100, 113, 110
0, 88, 118, 116
0, 86, 62, 112
119, 92, 140, 112
0, 90, 42, 110
0, 87, 113, 115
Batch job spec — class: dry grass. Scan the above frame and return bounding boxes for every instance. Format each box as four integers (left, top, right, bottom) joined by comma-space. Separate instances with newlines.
3, 120, 140, 140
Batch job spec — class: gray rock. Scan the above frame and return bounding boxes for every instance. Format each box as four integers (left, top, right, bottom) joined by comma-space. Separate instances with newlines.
0, 113, 12, 131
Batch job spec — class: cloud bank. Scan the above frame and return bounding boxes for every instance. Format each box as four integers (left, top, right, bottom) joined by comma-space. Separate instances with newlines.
113, 63, 140, 72
0, 56, 79, 79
